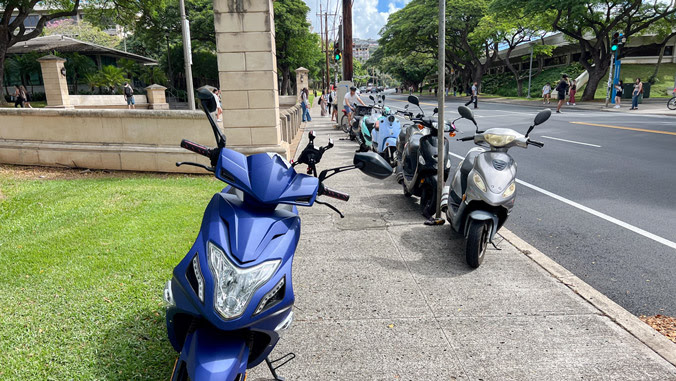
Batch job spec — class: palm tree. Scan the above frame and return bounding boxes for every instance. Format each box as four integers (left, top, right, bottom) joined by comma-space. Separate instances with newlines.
64, 53, 96, 94
140, 66, 168, 87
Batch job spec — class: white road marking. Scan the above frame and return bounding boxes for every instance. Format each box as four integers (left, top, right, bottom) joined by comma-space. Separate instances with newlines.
541, 135, 602, 148
446, 151, 676, 250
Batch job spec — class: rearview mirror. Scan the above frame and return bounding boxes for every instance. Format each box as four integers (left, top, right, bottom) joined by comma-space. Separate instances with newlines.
433, 107, 438, 114
354, 152, 392, 179
369, 95, 375, 101
527, 109, 551, 137
533, 109, 551, 126
382, 95, 386, 101
457, 106, 477, 126
197, 87, 217, 113
407, 95, 419, 106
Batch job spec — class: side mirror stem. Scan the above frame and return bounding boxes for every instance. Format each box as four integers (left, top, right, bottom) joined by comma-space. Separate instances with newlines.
525, 124, 535, 138
201, 99, 227, 148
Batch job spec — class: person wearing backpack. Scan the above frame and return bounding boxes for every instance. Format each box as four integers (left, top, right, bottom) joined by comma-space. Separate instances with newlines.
555, 74, 569, 113
124, 82, 135, 109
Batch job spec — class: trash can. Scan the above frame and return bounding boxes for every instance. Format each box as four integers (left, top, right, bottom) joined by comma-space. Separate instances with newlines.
642, 83, 651, 98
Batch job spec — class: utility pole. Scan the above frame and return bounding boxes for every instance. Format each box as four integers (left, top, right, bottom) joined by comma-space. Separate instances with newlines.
319, 4, 324, 91
434, 0, 445, 223
342, 0, 353, 81
325, 11, 330, 91
179, 0, 195, 110
527, 45, 533, 98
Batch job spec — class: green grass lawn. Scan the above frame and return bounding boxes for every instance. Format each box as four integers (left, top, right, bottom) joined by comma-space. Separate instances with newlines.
0, 167, 224, 379
593, 63, 676, 99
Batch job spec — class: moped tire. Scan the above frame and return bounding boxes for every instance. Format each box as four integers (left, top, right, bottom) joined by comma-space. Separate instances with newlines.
402, 182, 412, 197
420, 185, 436, 218
466, 220, 489, 268
668, 97, 676, 110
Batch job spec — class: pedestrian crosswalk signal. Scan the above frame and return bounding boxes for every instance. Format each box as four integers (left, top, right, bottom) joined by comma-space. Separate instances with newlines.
334, 48, 341, 63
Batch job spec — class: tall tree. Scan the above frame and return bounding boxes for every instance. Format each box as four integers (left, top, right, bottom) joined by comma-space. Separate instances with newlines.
1, 0, 81, 104
496, 0, 676, 100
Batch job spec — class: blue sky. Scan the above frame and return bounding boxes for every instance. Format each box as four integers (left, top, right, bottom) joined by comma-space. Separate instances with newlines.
302, 0, 410, 40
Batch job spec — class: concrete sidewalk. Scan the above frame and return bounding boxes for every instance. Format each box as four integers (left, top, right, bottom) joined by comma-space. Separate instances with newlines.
248, 105, 676, 380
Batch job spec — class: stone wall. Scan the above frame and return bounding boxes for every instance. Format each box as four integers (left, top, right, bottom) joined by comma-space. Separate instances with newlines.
0, 108, 219, 173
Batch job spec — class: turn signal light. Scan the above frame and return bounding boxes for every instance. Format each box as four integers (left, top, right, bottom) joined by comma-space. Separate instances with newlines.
417, 124, 424, 130
449, 132, 456, 137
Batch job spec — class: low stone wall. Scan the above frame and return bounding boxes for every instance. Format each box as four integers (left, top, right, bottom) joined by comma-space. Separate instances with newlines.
0, 108, 283, 173
69, 94, 149, 109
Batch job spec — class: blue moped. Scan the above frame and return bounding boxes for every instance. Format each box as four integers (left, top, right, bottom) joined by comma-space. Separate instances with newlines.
372, 112, 401, 167
164, 88, 393, 380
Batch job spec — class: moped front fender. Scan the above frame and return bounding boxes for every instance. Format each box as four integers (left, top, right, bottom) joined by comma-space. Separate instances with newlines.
173, 325, 249, 381
464, 210, 499, 242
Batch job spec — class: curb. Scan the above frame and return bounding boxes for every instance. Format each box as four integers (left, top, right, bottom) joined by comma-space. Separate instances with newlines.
499, 228, 676, 367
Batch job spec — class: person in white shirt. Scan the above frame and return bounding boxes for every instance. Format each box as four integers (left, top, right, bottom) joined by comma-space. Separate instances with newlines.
343, 86, 366, 122
330, 88, 337, 121
542, 83, 551, 104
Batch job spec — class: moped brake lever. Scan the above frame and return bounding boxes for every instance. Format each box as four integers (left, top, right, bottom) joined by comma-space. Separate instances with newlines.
176, 162, 215, 172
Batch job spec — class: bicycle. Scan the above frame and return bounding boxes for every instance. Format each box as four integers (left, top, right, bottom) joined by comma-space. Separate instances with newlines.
668, 95, 676, 110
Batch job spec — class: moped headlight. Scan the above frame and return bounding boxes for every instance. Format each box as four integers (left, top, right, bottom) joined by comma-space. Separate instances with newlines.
207, 242, 280, 319
484, 134, 516, 147
502, 182, 516, 198
418, 155, 426, 165
472, 172, 487, 192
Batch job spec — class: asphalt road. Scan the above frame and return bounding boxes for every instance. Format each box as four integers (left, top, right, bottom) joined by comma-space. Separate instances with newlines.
383, 91, 676, 317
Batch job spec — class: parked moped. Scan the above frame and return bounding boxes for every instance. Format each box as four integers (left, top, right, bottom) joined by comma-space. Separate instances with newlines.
442, 106, 549, 268
372, 112, 401, 167
164, 88, 393, 381
395, 95, 455, 218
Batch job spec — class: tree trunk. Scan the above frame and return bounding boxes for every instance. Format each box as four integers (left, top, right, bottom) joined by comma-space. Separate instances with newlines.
582, 66, 607, 101
280, 67, 289, 95
516, 79, 523, 97
650, 44, 667, 83
0, 44, 9, 106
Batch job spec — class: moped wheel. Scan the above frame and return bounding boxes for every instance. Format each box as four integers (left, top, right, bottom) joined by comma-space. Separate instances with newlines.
402, 182, 412, 197
466, 220, 489, 268
668, 97, 676, 110
420, 185, 436, 218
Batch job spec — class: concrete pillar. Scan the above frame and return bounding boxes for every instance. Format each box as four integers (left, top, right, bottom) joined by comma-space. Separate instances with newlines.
38, 55, 72, 109
145, 84, 169, 110
295, 67, 309, 99
213, 0, 288, 158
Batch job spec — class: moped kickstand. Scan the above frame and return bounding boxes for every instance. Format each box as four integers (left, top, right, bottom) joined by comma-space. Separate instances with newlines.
265, 353, 296, 381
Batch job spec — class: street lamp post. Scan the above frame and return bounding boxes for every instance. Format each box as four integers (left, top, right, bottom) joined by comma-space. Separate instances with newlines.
179, 0, 195, 110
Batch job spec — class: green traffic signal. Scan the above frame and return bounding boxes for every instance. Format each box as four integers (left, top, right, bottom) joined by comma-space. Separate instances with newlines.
611, 45, 618, 51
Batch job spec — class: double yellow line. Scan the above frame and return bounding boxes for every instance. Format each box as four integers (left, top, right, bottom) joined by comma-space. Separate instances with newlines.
570, 122, 676, 136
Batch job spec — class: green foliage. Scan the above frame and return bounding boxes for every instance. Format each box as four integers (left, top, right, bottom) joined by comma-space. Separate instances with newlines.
4, 52, 42, 87
43, 20, 120, 48
0, 171, 224, 379
141, 66, 169, 87
482, 63, 585, 97
86, 65, 127, 93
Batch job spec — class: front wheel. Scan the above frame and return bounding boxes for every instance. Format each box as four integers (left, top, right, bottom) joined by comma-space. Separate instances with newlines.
668, 97, 676, 110
420, 184, 436, 219
466, 219, 489, 268
340, 115, 349, 132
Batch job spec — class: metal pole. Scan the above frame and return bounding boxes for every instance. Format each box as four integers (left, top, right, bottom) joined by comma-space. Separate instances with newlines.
325, 11, 330, 92
435, 0, 445, 221
527, 45, 533, 98
342, 0, 353, 81
604, 52, 615, 108
179, 0, 195, 110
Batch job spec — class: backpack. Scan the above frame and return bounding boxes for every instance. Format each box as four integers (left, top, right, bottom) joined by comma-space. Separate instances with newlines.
124, 86, 132, 97
329, 93, 333, 103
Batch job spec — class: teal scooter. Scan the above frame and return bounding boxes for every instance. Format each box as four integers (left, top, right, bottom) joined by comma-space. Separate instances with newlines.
357, 94, 386, 152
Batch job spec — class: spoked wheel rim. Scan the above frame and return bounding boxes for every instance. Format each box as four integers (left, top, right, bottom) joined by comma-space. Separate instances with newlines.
668, 98, 676, 110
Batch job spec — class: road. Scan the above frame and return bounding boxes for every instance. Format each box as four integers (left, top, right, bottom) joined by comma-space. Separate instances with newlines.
383, 91, 676, 317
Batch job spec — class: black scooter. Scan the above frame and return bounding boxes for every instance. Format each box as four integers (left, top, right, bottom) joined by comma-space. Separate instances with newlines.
395, 95, 455, 218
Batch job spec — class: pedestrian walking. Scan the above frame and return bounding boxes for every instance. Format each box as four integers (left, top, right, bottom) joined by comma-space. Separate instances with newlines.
20, 85, 32, 108
542, 83, 551, 104
329, 87, 337, 121
567, 79, 577, 106
453, 86, 457, 97
123, 82, 135, 109
555, 75, 569, 113
319, 91, 328, 116
630, 78, 642, 110
301, 88, 312, 122
464, 82, 478, 109
212, 88, 223, 122
614, 80, 623, 108
13, 86, 25, 108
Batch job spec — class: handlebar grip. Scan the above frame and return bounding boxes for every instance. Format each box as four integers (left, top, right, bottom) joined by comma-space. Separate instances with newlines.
528, 140, 545, 148
319, 184, 350, 201
181, 139, 212, 158
458, 136, 474, 142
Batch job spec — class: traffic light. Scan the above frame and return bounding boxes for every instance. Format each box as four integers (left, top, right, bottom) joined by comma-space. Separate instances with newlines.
611, 32, 619, 51
334, 47, 342, 63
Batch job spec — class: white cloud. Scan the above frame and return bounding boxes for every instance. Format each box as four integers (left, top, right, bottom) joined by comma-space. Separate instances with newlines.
302, 0, 406, 40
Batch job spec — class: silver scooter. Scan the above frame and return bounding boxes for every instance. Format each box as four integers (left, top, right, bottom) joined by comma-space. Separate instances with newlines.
442, 106, 550, 268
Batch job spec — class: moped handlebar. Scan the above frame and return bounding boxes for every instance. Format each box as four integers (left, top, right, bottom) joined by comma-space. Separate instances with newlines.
458, 136, 474, 142
318, 183, 350, 201
528, 140, 545, 148
181, 139, 214, 158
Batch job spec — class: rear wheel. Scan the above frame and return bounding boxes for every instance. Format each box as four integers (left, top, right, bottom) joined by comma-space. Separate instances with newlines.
420, 184, 436, 219
340, 115, 349, 132
668, 97, 676, 110
466, 220, 489, 268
